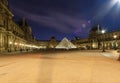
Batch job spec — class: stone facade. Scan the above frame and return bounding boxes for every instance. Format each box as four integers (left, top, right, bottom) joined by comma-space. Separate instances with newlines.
36, 37, 58, 49
99, 30, 120, 50
36, 40, 49, 49
48, 37, 58, 49
0, 0, 37, 52
72, 25, 120, 50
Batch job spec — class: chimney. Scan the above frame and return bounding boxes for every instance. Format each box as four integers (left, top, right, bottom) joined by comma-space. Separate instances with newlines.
97, 24, 100, 34
22, 17, 26, 26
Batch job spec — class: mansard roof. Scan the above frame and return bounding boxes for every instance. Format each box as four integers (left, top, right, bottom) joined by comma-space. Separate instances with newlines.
90, 25, 102, 32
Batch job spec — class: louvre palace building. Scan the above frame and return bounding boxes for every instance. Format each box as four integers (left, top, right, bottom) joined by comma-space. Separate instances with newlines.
72, 25, 120, 50
37, 25, 120, 50
0, 0, 38, 53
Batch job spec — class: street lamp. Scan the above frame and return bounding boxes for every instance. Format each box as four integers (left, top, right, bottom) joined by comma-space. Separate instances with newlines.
101, 30, 105, 34
113, 35, 117, 39
9, 42, 12, 52
101, 29, 106, 52
9, 42, 12, 45
14, 42, 18, 51
14, 42, 18, 45
113, 35, 118, 50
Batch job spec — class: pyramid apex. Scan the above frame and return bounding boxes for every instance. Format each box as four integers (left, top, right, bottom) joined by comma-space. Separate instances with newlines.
63, 37, 68, 40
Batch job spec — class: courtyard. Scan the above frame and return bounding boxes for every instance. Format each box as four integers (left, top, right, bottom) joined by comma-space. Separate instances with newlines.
0, 50, 120, 83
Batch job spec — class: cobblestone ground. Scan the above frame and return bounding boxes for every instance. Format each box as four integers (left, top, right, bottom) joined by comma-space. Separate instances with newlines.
0, 50, 120, 83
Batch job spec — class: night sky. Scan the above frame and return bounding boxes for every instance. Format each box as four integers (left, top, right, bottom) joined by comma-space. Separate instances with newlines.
9, 0, 120, 40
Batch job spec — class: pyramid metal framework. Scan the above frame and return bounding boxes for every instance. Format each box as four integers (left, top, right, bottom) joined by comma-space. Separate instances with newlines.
55, 37, 77, 50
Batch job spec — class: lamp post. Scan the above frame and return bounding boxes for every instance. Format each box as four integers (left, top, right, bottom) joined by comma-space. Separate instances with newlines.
14, 42, 18, 51
101, 29, 106, 52
113, 35, 117, 50
9, 42, 12, 52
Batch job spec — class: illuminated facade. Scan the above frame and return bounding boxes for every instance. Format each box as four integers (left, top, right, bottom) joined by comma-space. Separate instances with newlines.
36, 37, 58, 49
0, 0, 37, 52
36, 40, 49, 49
72, 25, 120, 50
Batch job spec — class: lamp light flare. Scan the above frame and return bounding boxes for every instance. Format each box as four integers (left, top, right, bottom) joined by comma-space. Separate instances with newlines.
101, 30, 106, 34
114, 0, 120, 3
14, 42, 18, 45
117, 0, 120, 3
88, 20, 91, 24
82, 24, 86, 28
9, 42, 12, 44
113, 35, 117, 39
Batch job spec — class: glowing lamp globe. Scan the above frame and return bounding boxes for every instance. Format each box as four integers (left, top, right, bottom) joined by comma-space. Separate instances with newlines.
101, 30, 106, 34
